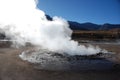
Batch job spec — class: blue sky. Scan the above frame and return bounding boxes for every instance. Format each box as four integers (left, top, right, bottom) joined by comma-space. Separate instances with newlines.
37, 0, 120, 24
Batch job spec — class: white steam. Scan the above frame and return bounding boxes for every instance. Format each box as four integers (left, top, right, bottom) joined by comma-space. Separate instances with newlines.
0, 0, 103, 55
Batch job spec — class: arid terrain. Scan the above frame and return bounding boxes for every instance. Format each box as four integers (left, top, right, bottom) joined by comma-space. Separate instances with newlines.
72, 29, 120, 40
0, 30, 120, 80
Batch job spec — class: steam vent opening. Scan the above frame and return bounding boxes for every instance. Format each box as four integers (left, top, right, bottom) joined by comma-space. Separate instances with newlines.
19, 47, 117, 71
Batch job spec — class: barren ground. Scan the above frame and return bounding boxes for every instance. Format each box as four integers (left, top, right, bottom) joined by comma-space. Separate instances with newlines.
0, 42, 120, 80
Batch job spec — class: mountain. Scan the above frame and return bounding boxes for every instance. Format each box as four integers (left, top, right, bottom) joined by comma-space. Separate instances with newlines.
45, 15, 120, 31
100, 23, 120, 30
68, 21, 89, 30
45, 14, 52, 21
68, 21, 101, 30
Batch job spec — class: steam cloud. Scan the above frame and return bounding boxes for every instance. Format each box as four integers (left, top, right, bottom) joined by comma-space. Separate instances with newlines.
0, 0, 104, 55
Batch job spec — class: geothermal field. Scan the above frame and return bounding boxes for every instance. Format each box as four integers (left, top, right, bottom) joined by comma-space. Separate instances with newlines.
0, 41, 120, 80
0, 0, 120, 80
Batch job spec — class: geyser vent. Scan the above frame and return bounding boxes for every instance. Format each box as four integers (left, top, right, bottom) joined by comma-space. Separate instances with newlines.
19, 48, 114, 71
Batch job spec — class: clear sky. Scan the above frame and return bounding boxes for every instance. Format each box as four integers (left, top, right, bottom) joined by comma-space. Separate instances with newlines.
37, 0, 120, 24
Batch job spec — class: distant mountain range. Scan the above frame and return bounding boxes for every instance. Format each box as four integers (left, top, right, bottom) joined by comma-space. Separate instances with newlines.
46, 15, 120, 31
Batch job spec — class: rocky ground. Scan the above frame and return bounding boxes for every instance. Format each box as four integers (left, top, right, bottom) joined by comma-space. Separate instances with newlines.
0, 41, 120, 80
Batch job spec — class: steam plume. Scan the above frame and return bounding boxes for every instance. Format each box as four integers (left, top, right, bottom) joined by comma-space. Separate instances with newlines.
0, 0, 104, 55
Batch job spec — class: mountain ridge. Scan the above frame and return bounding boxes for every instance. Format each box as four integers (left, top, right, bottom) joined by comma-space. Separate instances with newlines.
46, 15, 120, 31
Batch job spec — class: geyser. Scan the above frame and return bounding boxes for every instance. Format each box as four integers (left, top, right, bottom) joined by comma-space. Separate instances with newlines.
0, 0, 107, 65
